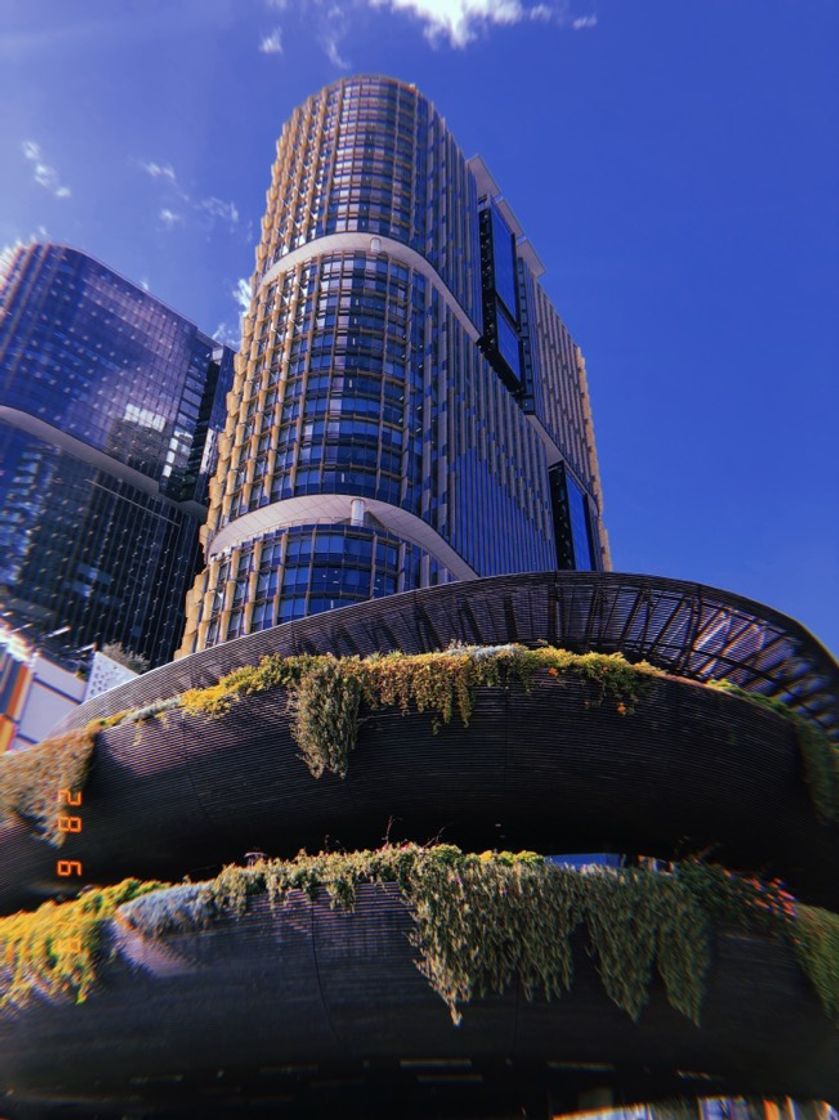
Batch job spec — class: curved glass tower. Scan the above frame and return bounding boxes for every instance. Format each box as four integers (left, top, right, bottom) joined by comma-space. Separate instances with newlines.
0, 243, 235, 666
180, 76, 609, 654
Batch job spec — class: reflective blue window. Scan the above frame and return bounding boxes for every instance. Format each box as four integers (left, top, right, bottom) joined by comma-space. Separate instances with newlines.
496, 310, 522, 384
566, 475, 594, 571
490, 205, 517, 320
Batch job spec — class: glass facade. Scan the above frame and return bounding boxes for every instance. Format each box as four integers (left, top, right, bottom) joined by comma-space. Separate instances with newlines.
190, 522, 450, 646
0, 243, 235, 666
180, 77, 609, 655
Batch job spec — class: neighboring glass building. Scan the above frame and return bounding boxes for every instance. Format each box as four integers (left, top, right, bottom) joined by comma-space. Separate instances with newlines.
179, 76, 609, 655
0, 243, 235, 667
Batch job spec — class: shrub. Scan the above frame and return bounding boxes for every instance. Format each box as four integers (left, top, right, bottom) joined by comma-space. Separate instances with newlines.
0, 728, 96, 845
108, 848, 770, 1026
792, 904, 839, 1022
0, 878, 166, 1006
10, 646, 836, 834
8, 848, 839, 1029
708, 679, 839, 825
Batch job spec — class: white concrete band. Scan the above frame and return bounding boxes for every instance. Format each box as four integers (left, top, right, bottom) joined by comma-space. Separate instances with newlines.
207, 492, 478, 580
0, 407, 205, 517
257, 233, 481, 343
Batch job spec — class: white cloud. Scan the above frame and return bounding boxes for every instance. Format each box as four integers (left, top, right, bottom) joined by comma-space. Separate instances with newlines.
159, 209, 182, 229
265, 0, 288, 8
368, 0, 527, 46
259, 27, 284, 52
214, 279, 253, 350
319, 4, 351, 67
306, 0, 596, 52
233, 277, 253, 315
20, 140, 72, 199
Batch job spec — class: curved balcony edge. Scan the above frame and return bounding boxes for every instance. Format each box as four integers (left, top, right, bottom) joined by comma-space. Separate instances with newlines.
3, 667, 838, 913
1, 882, 837, 1111
53, 572, 839, 740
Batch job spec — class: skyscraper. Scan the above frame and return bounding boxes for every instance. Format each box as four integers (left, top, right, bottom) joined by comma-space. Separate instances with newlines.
179, 75, 608, 655
3, 77, 839, 1119
0, 243, 235, 667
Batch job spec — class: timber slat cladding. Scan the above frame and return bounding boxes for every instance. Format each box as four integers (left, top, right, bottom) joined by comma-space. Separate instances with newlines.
2, 672, 838, 913
1, 888, 837, 1107
55, 572, 839, 740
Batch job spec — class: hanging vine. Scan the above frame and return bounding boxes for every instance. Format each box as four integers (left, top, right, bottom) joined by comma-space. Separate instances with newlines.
0, 727, 96, 845
103, 848, 834, 1027
6, 644, 836, 834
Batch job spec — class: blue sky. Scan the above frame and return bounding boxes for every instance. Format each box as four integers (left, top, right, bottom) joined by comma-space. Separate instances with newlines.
2, 0, 837, 653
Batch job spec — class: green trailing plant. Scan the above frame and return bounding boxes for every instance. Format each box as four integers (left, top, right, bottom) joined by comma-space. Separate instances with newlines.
0, 728, 96, 845
0, 878, 166, 1007
676, 861, 796, 936
580, 865, 709, 1023
796, 719, 839, 826
10, 847, 839, 1027
173, 644, 659, 779
290, 655, 367, 778
708, 679, 839, 825
118, 847, 750, 1026
792, 904, 839, 1023
12, 646, 836, 832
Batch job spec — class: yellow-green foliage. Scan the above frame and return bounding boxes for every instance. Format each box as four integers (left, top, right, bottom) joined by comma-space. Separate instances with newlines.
793, 904, 839, 1022
120, 846, 711, 1025
290, 655, 367, 778
796, 720, 839, 826
0, 728, 96, 845
175, 643, 659, 780
708, 679, 839, 825
179, 653, 313, 718
18, 647, 834, 827
0, 878, 166, 1007
87, 710, 130, 731
12, 847, 839, 1028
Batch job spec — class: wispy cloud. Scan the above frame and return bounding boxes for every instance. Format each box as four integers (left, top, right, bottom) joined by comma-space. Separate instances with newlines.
137, 159, 240, 234
200, 196, 240, 225
212, 321, 241, 348
140, 160, 177, 182
572, 13, 596, 29
212, 278, 253, 350
323, 31, 351, 67
314, 3, 351, 67
20, 140, 72, 198
259, 27, 283, 53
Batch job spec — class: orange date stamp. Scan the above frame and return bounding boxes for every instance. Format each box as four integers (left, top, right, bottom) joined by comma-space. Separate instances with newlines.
55, 788, 84, 879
